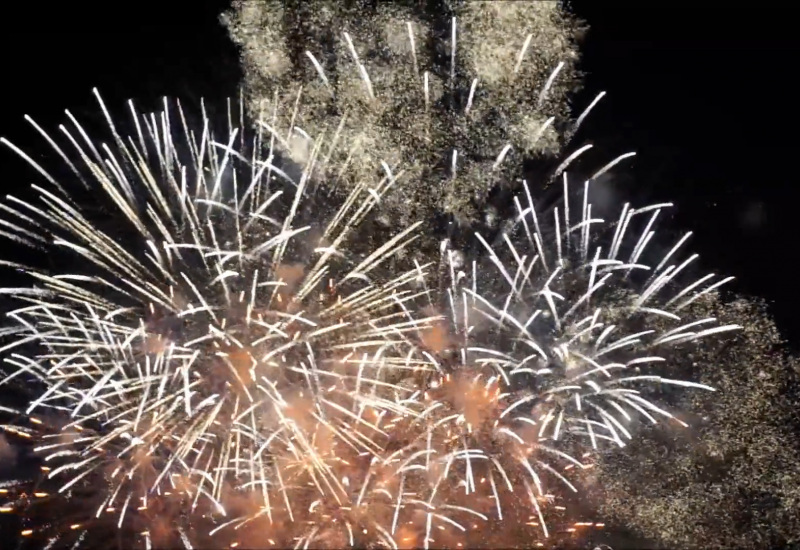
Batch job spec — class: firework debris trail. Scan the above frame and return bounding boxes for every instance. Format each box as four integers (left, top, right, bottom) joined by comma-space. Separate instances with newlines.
0, 16, 742, 550
439, 165, 743, 444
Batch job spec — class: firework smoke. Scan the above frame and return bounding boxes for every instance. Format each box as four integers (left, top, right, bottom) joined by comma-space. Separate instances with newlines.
223, 1, 584, 231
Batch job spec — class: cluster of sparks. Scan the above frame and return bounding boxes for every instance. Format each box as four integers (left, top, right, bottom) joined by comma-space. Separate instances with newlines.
438, 174, 742, 450
0, 21, 739, 550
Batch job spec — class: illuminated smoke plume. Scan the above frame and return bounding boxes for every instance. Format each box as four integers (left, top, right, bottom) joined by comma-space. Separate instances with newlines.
223, 1, 584, 231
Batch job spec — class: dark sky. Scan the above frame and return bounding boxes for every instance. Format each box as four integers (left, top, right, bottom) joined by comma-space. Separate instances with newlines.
574, 3, 799, 348
2, 3, 796, 349
0, 2, 798, 548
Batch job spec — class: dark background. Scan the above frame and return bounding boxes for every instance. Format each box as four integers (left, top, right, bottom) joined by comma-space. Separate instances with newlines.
0, 1, 797, 547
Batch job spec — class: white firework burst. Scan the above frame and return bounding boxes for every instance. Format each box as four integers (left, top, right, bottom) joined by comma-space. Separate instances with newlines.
440, 173, 741, 450
0, 89, 436, 548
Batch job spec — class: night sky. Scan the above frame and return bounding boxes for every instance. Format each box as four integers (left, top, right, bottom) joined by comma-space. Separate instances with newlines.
0, 1, 798, 547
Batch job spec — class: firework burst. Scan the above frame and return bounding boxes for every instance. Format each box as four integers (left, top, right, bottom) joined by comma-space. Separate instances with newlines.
0, 90, 613, 549
0, 12, 745, 550
226, 7, 585, 231
438, 173, 741, 453
0, 90, 439, 548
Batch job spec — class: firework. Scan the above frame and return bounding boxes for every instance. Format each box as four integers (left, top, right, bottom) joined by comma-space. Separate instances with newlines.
225, 5, 584, 231
438, 173, 741, 452
0, 12, 746, 550
218, 8, 743, 548
595, 297, 800, 549
0, 90, 439, 548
